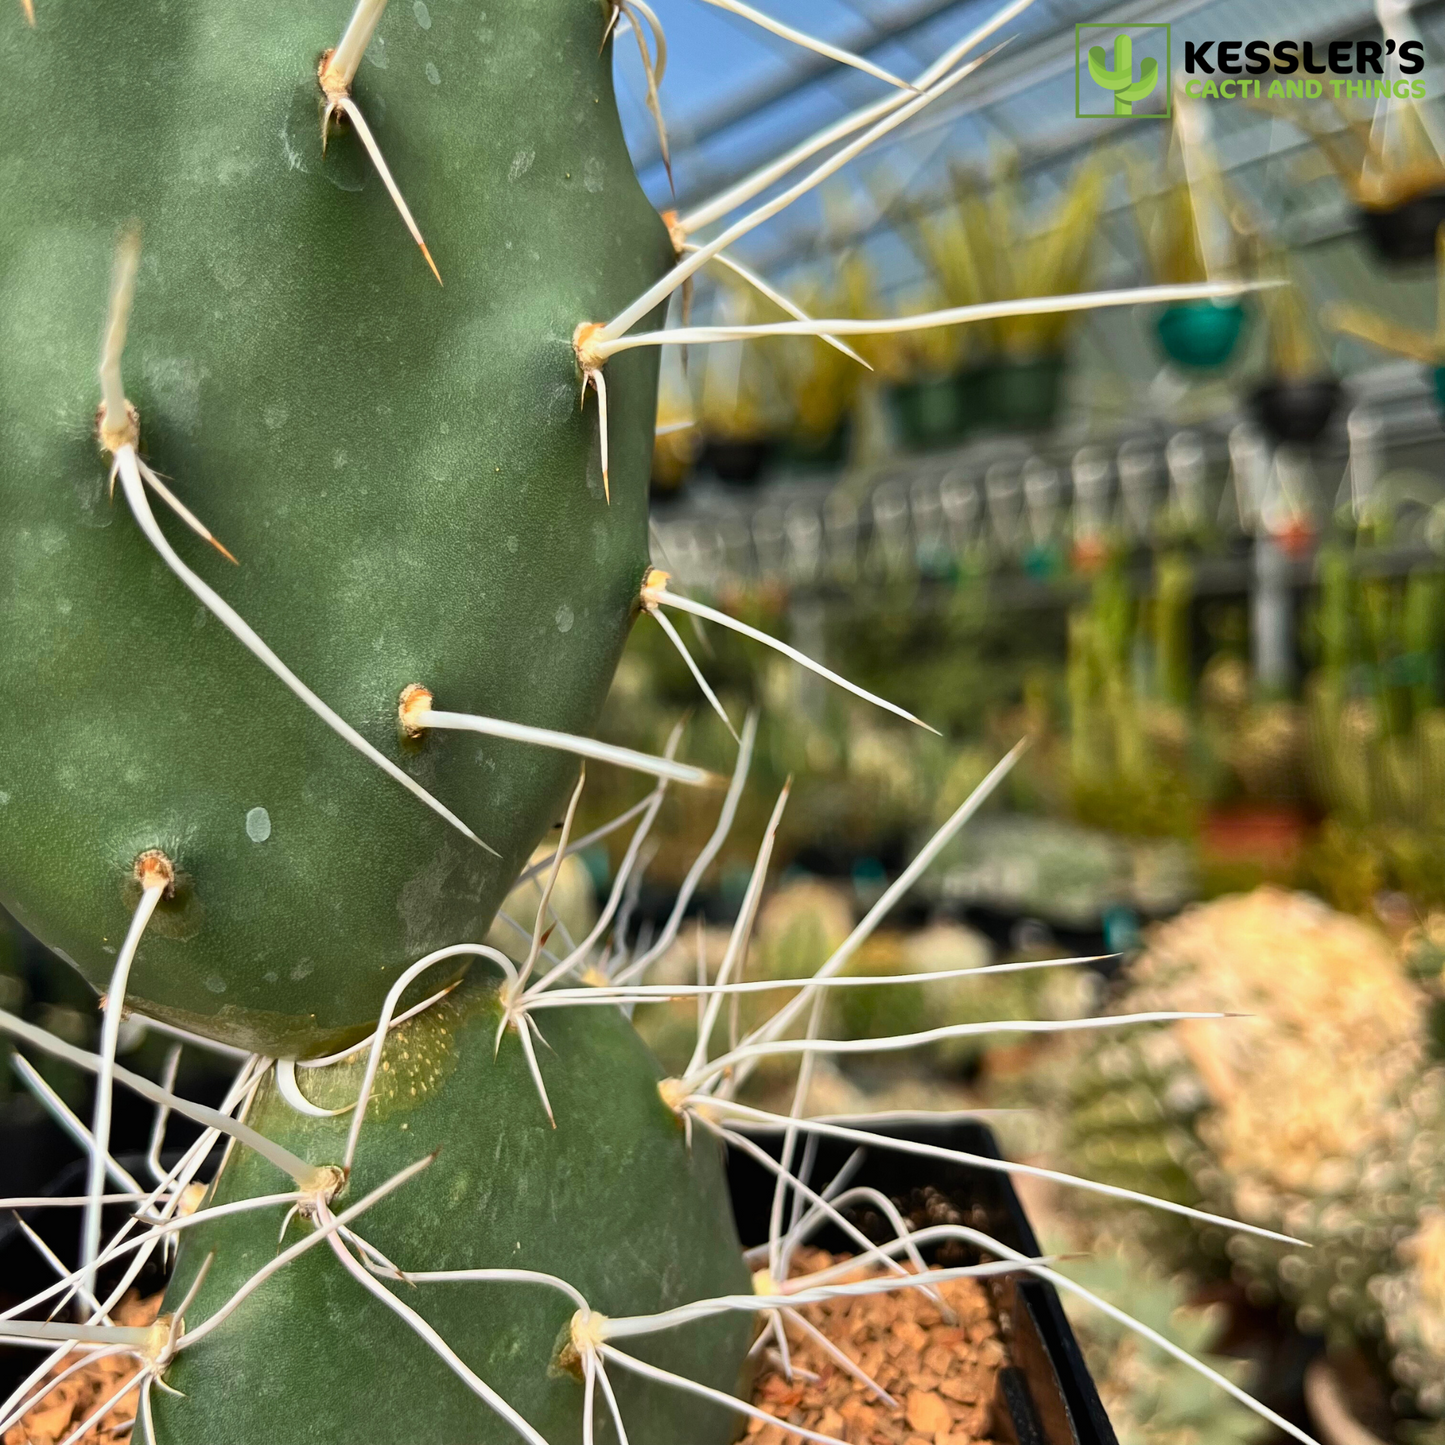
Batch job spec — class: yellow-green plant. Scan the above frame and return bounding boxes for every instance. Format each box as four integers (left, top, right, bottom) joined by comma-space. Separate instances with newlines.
1265, 87, 1445, 214
1254, 251, 1331, 381
777, 253, 876, 442
1067, 564, 1199, 838
901, 151, 1108, 365
1327, 223, 1445, 364
1127, 115, 1245, 286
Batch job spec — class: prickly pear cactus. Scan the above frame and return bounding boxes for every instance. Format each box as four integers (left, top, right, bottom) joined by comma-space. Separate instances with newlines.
0, 0, 671, 1056
154, 978, 753, 1444
0, 5, 757, 1437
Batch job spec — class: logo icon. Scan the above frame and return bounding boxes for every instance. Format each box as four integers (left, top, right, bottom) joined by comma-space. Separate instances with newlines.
1076, 24, 1171, 118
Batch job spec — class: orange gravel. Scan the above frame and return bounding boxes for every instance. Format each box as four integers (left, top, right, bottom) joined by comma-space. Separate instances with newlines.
8, 1254, 1009, 1445
747, 1248, 1008, 1445
4, 1294, 160, 1445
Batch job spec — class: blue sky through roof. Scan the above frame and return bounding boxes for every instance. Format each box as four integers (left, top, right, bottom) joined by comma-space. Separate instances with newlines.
613, 0, 1053, 207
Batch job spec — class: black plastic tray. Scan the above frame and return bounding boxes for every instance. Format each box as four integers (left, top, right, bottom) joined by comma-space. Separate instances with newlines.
725, 1117, 1116, 1445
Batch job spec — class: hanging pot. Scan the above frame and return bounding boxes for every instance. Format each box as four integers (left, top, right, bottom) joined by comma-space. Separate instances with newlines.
983, 356, 1067, 432
1249, 375, 1344, 445
1355, 187, 1445, 264
1156, 299, 1247, 371
703, 436, 774, 485
1431, 364, 1445, 419
780, 415, 852, 470
888, 372, 972, 451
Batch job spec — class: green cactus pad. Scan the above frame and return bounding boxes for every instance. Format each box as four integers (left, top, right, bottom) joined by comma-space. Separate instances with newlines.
151, 977, 754, 1444
0, 0, 671, 1054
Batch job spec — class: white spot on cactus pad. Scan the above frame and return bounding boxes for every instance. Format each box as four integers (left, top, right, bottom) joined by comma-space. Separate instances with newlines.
0, 791, 8, 806
555, 605, 574, 634
280, 122, 306, 174
245, 807, 272, 842
74, 473, 114, 530
367, 34, 389, 67
505, 535, 519, 553
139, 357, 209, 436
583, 156, 604, 193
413, 0, 431, 27
426, 61, 441, 85
205, 975, 227, 994
509, 148, 535, 181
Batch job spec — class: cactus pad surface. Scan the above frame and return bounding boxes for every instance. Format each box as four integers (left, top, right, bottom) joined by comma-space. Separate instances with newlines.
154, 977, 754, 1443
0, 0, 671, 1055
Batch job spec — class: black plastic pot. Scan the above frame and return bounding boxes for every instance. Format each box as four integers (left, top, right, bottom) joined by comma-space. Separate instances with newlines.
1249, 376, 1345, 446
1355, 189, 1445, 264
726, 1118, 1115, 1445
780, 417, 852, 471
703, 437, 774, 485
984, 357, 1067, 432
888, 373, 974, 452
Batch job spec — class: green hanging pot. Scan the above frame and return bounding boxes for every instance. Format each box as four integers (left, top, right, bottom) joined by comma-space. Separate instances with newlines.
983, 356, 1067, 431
780, 416, 852, 470
1156, 299, 1247, 371
888, 372, 972, 451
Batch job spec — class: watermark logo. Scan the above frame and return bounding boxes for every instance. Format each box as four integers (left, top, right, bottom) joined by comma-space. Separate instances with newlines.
1076, 24, 1172, 118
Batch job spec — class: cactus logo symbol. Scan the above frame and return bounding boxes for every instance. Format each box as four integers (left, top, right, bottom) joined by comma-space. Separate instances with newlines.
1088, 35, 1157, 113
1076, 23, 1172, 118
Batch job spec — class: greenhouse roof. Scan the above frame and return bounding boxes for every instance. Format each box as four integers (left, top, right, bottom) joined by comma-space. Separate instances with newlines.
618, 0, 1445, 284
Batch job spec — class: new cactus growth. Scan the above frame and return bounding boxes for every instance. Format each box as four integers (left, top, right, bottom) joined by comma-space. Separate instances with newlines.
0, 2, 1305, 1443
152, 978, 755, 1445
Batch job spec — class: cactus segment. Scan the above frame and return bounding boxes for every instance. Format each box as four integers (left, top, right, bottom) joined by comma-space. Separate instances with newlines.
0, 0, 673, 1055
152, 979, 753, 1445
